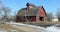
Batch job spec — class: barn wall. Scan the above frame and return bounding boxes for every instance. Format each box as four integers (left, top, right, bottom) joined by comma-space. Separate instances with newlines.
36, 16, 40, 22
31, 16, 36, 21
27, 16, 36, 22
41, 8, 46, 21
36, 7, 46, 21
16, 16, 26, 22
16, 16, 36, 22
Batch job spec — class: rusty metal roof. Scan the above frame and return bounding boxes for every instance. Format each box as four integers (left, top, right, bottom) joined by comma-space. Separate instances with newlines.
17, 6, 45, 16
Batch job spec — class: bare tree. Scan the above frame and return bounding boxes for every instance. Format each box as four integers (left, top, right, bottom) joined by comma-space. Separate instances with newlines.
46, 12, 54, 21
0, 1, 11, 22
56, 8, 60, 21
12, 11, 17, 21
0, 6, 11, 22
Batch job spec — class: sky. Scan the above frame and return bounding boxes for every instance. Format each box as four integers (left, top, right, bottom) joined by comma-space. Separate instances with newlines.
1, 0, 60, 17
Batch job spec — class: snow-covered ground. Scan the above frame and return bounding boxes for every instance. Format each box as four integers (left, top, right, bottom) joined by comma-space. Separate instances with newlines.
6, 22, 45, 29
46, 24, 60, 32
6, 22, 46, 32
6, 22, 60, 32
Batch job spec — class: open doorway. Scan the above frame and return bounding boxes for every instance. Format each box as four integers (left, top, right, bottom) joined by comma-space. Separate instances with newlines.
39, 17, 44, 21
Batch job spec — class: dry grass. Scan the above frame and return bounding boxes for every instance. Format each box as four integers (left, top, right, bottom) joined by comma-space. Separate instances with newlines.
0, 23, 27, 32
21, 21, 60, 27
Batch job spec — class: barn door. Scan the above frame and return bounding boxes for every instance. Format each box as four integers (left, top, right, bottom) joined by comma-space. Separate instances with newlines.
39, 17, 44, 21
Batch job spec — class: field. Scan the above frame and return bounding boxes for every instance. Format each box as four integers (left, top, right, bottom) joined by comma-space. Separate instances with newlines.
0, 21, 27, 32
0, 21, 60, 32
21, 21, 60, 27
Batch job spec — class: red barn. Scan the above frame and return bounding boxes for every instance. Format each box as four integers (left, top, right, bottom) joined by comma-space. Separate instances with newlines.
16, 3, 47, 22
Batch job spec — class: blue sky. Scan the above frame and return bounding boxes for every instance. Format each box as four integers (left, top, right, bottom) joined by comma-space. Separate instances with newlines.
1, 0, 60, 16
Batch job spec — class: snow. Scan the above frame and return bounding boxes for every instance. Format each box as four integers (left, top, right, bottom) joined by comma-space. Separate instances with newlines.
6, 22, 60, 32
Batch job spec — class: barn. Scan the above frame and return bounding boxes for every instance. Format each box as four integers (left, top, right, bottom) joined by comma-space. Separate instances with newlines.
16, 3, 47, 22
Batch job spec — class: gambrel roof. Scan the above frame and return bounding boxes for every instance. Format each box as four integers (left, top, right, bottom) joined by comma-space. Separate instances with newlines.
17, 6, 46, 16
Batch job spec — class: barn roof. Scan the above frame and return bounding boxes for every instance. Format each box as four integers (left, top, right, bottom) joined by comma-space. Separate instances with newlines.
17, 6, 46, 16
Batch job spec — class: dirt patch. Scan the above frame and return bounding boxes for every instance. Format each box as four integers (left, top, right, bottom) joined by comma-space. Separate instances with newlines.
0, 23, 26, 32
